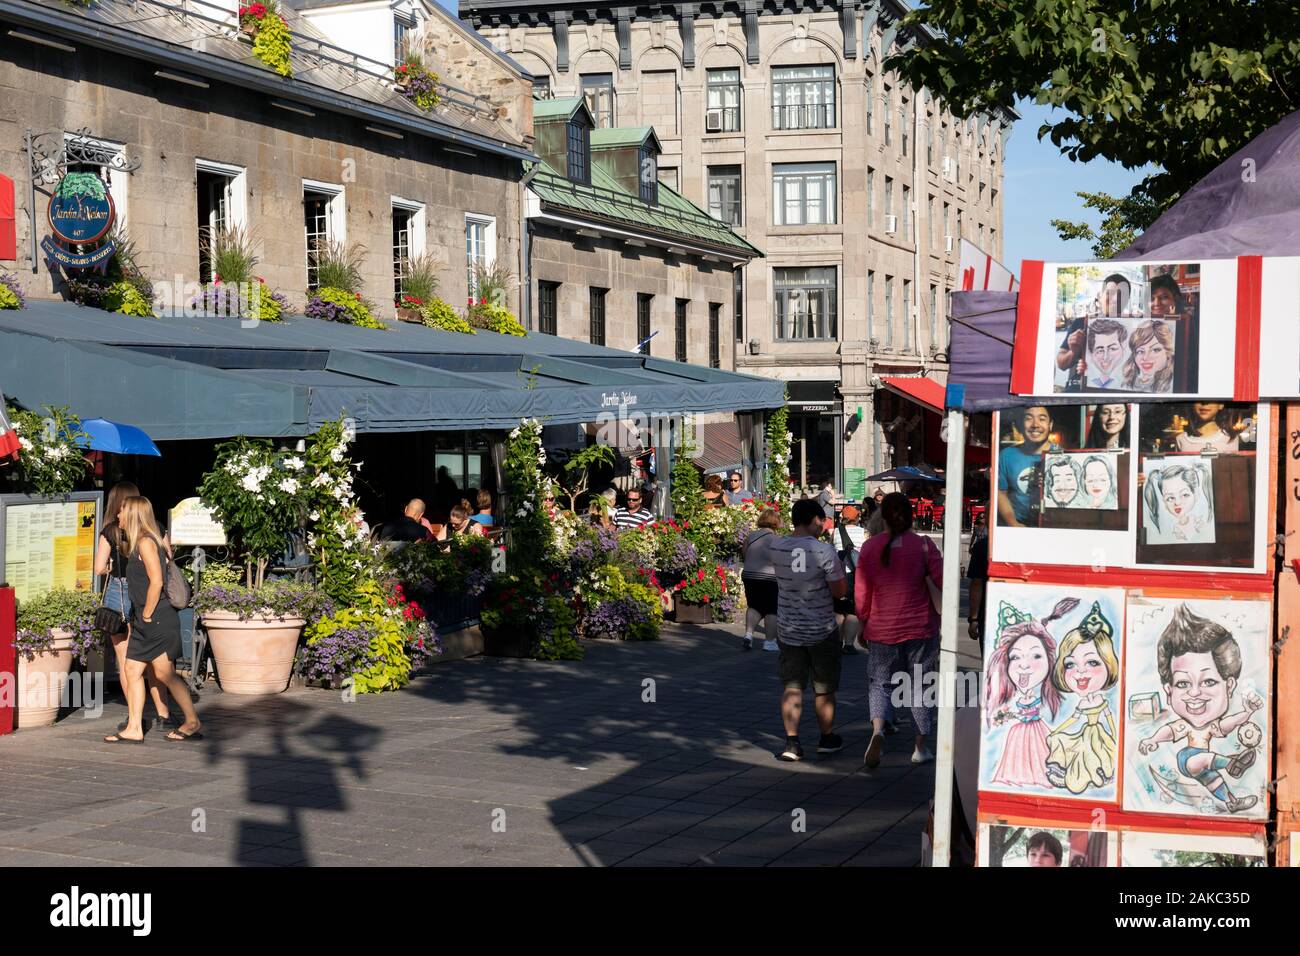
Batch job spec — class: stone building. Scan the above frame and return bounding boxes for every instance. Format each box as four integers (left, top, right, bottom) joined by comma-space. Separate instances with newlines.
461, 0, 1015, 492
0, 0, 533, 317
526, 97, 759, 370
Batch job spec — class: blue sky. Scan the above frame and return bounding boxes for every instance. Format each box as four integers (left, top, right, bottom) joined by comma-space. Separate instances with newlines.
1002, 99, 1154, 272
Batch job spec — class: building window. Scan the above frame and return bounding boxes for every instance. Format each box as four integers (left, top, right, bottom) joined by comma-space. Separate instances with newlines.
466, 214, 496, 303
196, 160, 246, 286
882, 85, 892, 146
902, 184, 911, 240
734, 269, 744, 342
637, 293, 653, 351
926, 115, 934, 165
928, 195, 936, 246
659, 167, 679, 191
903, 278, 913, 351
706, 68, 741, 132
771, 65, 835, 131
867, 270, 875, 343
901, 97, 910, 156
865, 73, 874, 135
581, 73, 615, 128
990, 226, 997, 251
538, 281, 559, 335
943, 202, 951, 245
639, 144, 658, 204
532, 74, 552, 98
707, 166, 742, 226
884, 274, 894, 348
394, 15, 412, 64
866, 167, 874, 228
884, 176, 894, 223
391, 199, 425, 303
708, 303, 721, 369
929, 283, 938, 347
675, 299, 688, 361
773, 267, 837, 341
773, 162, 837, 226
303, 180, 344, 292
567, 118, 590, 183
589, 287, 607, 345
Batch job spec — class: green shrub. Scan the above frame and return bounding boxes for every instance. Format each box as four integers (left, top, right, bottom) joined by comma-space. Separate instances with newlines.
104, 280, 154, 317
248, 5, 293, 78
420, 297, 475, 334
308, 286, 386, 329
203, 224, 258, 285
468, 302, 527, 337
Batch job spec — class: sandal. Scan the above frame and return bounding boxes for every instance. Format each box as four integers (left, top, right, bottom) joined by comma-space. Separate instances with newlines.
165, 727, 204, 742
103, 733, 144, 745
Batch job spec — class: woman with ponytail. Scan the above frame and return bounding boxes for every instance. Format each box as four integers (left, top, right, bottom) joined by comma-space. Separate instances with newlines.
854, 493, 944, 768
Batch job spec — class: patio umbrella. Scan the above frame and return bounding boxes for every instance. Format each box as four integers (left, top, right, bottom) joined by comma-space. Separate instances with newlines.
867, 464, 944, 483
75, 418, 162, 457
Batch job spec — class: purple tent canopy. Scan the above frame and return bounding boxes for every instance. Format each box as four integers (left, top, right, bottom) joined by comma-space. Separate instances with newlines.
946, 108, 1300, 411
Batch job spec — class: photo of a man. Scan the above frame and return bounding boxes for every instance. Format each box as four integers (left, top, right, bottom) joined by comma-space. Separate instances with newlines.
997, 406, 1055, 528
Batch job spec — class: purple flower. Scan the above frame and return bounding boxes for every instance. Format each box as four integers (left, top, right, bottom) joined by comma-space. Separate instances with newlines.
1, 270, 27, 310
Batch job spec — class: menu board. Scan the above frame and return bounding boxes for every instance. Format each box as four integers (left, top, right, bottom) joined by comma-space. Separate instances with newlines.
0, 494, 101, 603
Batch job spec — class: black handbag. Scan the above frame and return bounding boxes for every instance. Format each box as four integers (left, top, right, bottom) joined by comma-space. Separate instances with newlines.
94, 578, 126, 638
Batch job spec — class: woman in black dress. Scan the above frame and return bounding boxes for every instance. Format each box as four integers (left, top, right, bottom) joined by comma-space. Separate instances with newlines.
103, 496, 202, 744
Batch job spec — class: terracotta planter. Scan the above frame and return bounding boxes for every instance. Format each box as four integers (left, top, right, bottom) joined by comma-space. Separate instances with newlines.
239, 21, 260, 40
672, 597, 713, 626
396, 306, 422, 323
202, 610, 305, 695
16, 632, 77, 728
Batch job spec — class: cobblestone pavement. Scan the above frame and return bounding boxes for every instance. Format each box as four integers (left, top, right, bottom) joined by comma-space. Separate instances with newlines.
0, 621, 974, 867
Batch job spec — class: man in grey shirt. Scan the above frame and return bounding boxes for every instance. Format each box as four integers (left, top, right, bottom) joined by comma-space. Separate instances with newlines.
724, 471, 754, 505
768, 498, 847, 761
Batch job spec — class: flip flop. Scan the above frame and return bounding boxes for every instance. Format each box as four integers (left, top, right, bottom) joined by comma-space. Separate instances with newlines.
165, 728, 204, 742
103, 733, 144, 744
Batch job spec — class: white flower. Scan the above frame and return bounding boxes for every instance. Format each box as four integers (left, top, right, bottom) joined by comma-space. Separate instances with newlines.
311, 473, 333, 488
330, 446, 345, 463
283, 456, 304, 471
278, 477, 299, 494
241, 474, 261, 492
18, 437, 32, 452
309, 510, 321, 522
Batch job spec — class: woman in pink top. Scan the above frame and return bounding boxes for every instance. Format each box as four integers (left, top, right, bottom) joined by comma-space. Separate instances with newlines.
855, 493, 943, 769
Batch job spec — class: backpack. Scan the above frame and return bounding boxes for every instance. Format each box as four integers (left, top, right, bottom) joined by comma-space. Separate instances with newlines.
159, 543, 191, 609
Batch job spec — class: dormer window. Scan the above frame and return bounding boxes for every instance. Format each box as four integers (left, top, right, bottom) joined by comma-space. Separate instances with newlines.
394, 13, 413, 64
567, 119, 590, 184
639, 144, 657, 204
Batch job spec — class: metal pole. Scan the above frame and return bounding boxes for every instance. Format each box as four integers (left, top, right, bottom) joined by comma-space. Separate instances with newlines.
931, 405, 966, 867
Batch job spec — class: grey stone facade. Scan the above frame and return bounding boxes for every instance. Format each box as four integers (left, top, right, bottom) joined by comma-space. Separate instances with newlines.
463, 0, 1012, 488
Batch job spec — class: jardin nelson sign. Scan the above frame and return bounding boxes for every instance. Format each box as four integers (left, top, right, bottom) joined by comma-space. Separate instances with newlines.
41, 171, 117, 270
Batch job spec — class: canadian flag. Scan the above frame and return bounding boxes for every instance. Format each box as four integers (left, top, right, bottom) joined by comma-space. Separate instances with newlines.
0, 405, 19, 462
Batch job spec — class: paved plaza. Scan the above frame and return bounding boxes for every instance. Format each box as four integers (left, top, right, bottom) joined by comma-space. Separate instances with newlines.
0, 621, 980, 867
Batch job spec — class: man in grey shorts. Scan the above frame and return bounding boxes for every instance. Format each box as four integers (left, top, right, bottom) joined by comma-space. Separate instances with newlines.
769, 498, 847, 761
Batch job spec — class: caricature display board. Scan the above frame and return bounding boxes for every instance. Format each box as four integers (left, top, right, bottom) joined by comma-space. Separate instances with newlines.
990, 402, 1271, 573
980, 582, 1126, 803
976, 815, 1264, 867
977, 818, 1117, 867
1119, 830, 1266, 867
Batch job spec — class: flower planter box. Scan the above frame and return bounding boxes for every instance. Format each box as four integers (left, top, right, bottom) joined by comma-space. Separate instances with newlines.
16, 632, 76, 728
480, 625, 533, 658
396, 306, 422, 323
202, 610, 305, 695
672, 597, 713, 626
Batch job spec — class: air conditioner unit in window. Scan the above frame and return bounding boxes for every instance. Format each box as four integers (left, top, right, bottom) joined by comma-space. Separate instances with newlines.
884, 214, 898, 235
944, 235, 955, 252
705, 109, 724, 133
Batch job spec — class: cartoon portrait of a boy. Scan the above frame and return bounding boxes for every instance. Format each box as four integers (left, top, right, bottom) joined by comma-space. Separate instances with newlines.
1132, 603, 1264, 816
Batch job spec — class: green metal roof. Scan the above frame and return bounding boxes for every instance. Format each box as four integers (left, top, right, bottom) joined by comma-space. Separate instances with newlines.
533, 96, 588, 122
590, 127, 661, 152
529, 159, 761, 259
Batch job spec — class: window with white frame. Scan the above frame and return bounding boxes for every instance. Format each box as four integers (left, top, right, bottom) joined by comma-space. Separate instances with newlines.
884, 274, 894, 348
581, 73, 615, 128
867, 167, 875, 227
773, 162, 836, 226
303, 180, 345, 292
706, 68, 742, 131
196, 159, 247, 285
773, 266, 837, 341
708, 166, 742, 226
465, 214, 497, 304
66, 133, 130, 232
903, 278, 913, 351
394, 13, 413, 64
901, 183, 911, 239
771, 65, 835, 130
392, 197, 425, 303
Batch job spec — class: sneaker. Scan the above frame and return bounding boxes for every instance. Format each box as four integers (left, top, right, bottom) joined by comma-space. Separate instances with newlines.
817, 733, 844, 754
778, 738, 803, 762
742, 636, 753, 651
1224, 794, 1259, 814
762, 639, 779, 652
911, 746, 935, 765
864, 733, 885, 769
1226, 749, 1256, 778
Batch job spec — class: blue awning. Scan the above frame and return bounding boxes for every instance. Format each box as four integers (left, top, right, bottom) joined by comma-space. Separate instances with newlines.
0, 301, 785, 440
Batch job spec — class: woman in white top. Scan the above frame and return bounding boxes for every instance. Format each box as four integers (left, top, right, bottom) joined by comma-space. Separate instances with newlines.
741, 509, 782, 652
1175, 403, 1239, 453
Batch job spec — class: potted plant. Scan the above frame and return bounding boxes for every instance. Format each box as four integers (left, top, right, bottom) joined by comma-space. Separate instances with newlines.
306, 241, 386, 329
13, 588, 99, 728
238, 1, 293, 77
194, 225, 289, 322
0, 270, 25, 311
393, 45, 440, 111
671, 563, 730, 625
394, 252, 439, 322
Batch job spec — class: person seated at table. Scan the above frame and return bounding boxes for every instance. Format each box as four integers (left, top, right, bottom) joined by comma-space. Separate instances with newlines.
437, 501, 487, 540
470, 489, 495, 527
702, 473, 724, 505
615, 487, 654, 529
380, 499, 433, 542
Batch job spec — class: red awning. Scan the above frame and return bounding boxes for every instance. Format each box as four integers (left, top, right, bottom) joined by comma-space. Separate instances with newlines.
879, 376, 945, 415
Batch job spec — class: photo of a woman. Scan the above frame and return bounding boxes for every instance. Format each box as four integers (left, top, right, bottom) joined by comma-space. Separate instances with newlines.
1175, 403, 1240, 453
1084, 404, 1129, 450
1148, 273, 1189, 317
1122, 320, 1175, 393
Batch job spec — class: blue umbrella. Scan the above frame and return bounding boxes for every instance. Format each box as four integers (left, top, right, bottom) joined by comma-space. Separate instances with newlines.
867, 464, 943, 482
75, 418, 162, 457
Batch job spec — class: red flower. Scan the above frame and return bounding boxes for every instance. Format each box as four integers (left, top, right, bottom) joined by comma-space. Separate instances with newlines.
697, 569, 705, 581
403, 607, 413, 620
702, 596, 710, 604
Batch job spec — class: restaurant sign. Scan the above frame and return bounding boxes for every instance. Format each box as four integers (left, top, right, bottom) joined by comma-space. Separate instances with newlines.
40, 171, 117, 270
